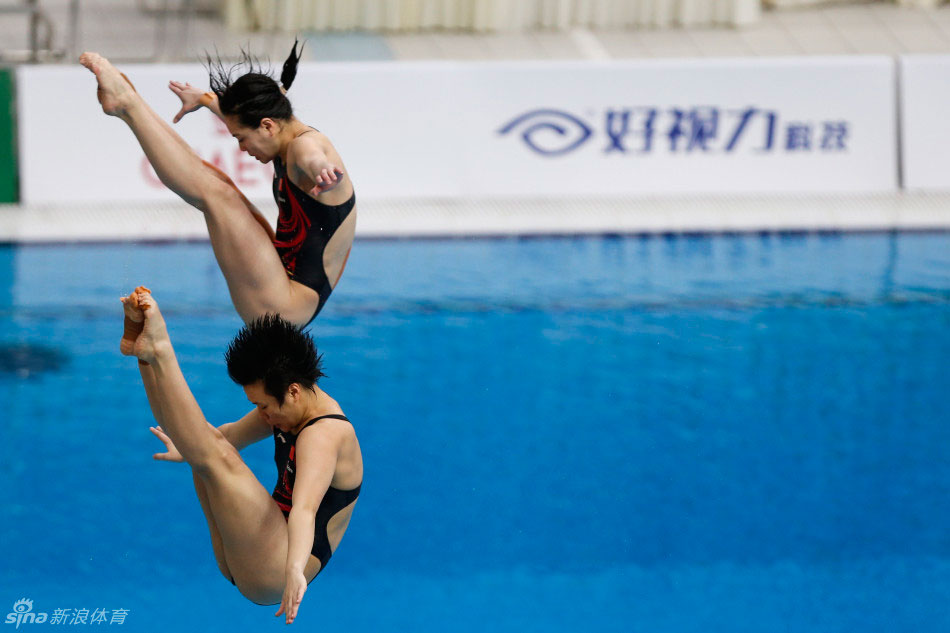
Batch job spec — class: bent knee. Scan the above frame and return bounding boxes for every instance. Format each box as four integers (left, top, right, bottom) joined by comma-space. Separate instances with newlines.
199, 171, 243, 205
192, 433, 244, 474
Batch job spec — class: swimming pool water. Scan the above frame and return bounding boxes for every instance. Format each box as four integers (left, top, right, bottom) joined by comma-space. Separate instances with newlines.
1, 233, 948, 632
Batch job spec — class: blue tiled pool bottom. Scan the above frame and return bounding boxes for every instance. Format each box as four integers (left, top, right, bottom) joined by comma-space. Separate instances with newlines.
1, 233, 948, 632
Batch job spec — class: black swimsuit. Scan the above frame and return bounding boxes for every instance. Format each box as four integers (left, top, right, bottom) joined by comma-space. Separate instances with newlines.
272, 414, 361, 576
272, 142, 355, 323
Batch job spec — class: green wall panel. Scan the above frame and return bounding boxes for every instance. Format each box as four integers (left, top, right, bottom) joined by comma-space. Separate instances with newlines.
0, 67, 17, 203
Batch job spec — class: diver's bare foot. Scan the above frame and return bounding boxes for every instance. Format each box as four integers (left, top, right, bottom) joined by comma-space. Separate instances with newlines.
132, 289, 172, 365
79, 52, 137, 116
119, 285, 151, 357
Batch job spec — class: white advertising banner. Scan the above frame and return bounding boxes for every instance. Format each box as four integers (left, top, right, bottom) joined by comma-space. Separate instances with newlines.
18, 57, 897, 204
900, 55, 950, 191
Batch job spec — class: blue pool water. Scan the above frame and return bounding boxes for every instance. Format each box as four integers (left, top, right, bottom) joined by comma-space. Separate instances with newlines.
0, 233, 949, 632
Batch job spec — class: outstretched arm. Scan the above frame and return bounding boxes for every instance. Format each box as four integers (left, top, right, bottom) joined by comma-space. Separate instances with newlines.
287, 135, 346, 197
168, 80, 224, 123
275, 426, 339, 625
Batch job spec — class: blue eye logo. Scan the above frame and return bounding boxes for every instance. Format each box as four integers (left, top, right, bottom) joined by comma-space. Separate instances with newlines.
497, 109, 593, 156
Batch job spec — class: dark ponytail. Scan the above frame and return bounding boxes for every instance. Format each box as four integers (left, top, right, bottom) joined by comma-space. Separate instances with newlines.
206, 39, 305, 129
280, 38, 304, 92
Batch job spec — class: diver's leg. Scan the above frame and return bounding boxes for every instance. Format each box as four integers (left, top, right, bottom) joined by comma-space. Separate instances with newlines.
323, 208, 357, 292
202, 192, 320, 325
126, 289, 290, 601
125, 291, 250, 587
192, 470, 235, 583
81, 52, 214, 208
82, 53, 320, 324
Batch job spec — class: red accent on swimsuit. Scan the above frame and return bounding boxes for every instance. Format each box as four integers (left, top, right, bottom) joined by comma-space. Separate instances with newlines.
273, 178, 312, 277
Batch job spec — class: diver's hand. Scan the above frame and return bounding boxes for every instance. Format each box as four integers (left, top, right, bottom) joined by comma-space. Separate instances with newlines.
149, 425, 183, 462
276, 569, 308, 624
168, 80, 205, 123
309, 167, 344, 196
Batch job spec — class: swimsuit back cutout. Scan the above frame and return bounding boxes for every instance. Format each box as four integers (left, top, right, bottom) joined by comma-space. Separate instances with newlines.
271, 140, 355, 321
272, 414, 361, 571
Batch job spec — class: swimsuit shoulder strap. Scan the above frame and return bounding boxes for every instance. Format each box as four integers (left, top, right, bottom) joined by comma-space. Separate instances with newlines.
300, 414, 350, 432
278, 129, 319, 175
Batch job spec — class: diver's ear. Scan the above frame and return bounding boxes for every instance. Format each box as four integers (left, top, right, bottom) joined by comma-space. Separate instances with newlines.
286, 383, 301, 402
260, 117, 279, 136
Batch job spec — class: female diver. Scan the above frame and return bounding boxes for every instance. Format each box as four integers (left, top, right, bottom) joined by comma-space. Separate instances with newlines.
81, 45, 356, 326
121, 286, 362, 624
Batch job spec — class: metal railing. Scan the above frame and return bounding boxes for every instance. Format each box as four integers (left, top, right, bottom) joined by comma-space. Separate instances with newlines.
0, 0, 211, 64
0, 0, 74, 63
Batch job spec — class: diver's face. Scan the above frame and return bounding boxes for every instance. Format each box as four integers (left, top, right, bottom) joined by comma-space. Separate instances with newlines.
224, 115, 278, 163
244, 381, 297, 431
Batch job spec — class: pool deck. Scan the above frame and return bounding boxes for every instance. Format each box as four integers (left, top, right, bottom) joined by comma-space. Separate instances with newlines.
2, 192, 948, 242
